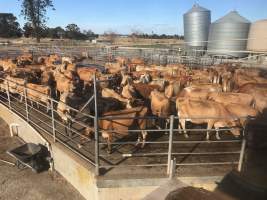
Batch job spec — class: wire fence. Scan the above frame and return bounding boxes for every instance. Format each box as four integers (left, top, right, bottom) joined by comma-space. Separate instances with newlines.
0, 75, 249, 177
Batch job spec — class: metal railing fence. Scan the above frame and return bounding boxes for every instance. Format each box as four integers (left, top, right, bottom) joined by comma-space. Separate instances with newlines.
2, 43, 266, 67
0, 75, 248, 177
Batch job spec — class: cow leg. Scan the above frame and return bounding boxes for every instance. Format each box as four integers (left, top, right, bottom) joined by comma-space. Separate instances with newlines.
141, 130, 148, 148
179, 119, 189, 138
135, 133, 141, 147
20, 95, 23, 103
46, 102, 50, 113
153, 118, 161, 130
215, 128, 221, 140
64, 121, 68, 136
206, 122, 213, 140
68, 122, 73, 138
165, 119, 170, 135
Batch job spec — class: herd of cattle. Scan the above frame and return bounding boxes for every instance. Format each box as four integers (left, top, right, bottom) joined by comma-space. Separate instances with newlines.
0, 53, 267, 153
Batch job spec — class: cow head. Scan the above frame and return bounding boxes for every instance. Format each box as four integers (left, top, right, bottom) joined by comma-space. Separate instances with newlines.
227, 120, 242, 138
122, 84, 136, 100
121, 73, 133, 87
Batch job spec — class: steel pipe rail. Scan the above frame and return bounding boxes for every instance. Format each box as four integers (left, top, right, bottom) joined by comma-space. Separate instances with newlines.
0, 67, 248, 177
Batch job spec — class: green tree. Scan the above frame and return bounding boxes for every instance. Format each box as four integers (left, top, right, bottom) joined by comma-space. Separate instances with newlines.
83, 29, 98, 40
65, 24, 87, 40
23, 22, 34, 37
20, 0, 54, 42
45, 26, 65, 38
0, 13, 22, 38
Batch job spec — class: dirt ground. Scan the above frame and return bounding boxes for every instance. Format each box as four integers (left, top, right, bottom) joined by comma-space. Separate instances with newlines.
0, 117, 84, 200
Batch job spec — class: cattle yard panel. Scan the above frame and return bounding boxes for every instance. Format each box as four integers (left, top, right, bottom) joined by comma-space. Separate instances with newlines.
0, 76, 249, 177
95, 114, 246, 174
0, 77, 97, 167
1, 44, 263, 67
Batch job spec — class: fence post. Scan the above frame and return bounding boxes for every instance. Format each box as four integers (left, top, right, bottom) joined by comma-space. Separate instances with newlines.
93, 74, 100, 176
6, 79, 11, 109
51, 99, 56, 142
167, 115, 174, 175
238, 138, 246, 172
169, 158, 176, 180
24, 86, 29, 122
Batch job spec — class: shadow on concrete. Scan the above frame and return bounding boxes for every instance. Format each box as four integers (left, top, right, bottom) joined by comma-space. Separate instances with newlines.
215, 170, 267, 200
214, 109, 267, 200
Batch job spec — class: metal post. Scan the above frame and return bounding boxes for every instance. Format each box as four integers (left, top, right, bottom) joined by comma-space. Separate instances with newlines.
51, 99, 56, 142
238, 138, 246, 172
93, 74, 100, 176
169, 158, 176, 180
167, 115, 174, 174
6, 79, 11, 109
24, 86, 29, 122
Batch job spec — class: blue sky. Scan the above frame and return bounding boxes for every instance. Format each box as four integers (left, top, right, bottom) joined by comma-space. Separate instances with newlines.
0, 0, 267, 35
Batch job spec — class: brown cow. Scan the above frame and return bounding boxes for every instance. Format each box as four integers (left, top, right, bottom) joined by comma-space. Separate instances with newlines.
178, 84, 222, 100
102, 88, 132, 108
130, 58, 144, 65
115, 56, 129, 66
234, 73, 258, 88
38, 54, 61, 66
62, 56, 77, 64
221, 71, 234, 92
41, 70, 55, 87
164, 80, 184, 99
150, 90, 172, 132
25, 83, 51, 112
151, 90, 171, 117
225, 103, 259, 128
105, 62, 124, 74
149, 79, 167, 90
77, 67, 98, 83
121, 83, 137, 100
17, 53, 33, 66
238, 83, 267, 112
121, 72, 133, 86
208, 92, 255, 107
176, 98, 240, 140
84, 106, 148, 153
2, 76, 25, 95
54, 73, 77, 95
0, 58, 17, 72
132, 83, 162, 99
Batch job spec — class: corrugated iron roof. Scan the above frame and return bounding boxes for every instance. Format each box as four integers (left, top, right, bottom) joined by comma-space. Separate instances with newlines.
214, 11, 250, 24
185, 4, 210, 14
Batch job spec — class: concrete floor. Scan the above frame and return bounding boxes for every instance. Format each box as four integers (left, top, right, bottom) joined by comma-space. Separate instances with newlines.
0, 117, 84, 200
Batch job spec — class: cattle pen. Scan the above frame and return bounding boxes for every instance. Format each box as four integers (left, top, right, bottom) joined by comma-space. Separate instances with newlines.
0, 74, 247, 177
1, 44, 266, 200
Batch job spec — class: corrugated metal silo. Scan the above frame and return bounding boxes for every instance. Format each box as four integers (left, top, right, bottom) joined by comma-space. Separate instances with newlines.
183, 4, 211, 49
247, 19, 267, 52
207, 11, 250, 58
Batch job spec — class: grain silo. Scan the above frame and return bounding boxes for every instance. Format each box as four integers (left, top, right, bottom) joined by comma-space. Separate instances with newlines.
183, 4, 211, 51
207, 11, 250, 58
247, 19, 267, 52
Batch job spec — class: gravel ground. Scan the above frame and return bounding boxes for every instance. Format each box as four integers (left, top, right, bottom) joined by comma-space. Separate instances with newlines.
0, 117, 84, 200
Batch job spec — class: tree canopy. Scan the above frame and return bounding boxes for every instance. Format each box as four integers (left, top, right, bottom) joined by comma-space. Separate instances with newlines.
0, 13, 22, 38
20, 0, 54, 42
